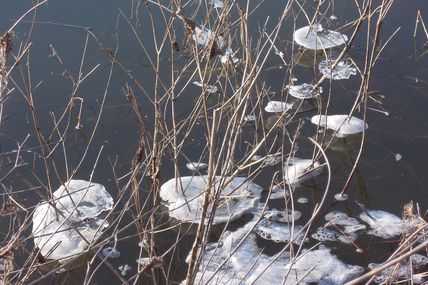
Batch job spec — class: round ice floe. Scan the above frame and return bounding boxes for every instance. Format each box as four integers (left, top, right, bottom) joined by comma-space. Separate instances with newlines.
186, 162, 208, 171
334, 193, 349, 201
293, 24, 348, 50
311, 114, 368, 137
319, 59, 357, 80
32, 180, 113, 261
297, 197, 308, 204
264, 101, 293, 113
283, 158, 324, 187
160, 176, 263, 224
288, 83, 322, 99
360, 209, 403, 239
395, 153, 402, 161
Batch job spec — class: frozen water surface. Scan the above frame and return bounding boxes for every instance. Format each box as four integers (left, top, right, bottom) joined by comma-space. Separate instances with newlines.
313, 227, 358, 244
118, 264, 131, 276
284, 247, 364, 284
360, 209, 403, 239
193, 81, 218, 93
244, 114, 256, 122
221, 48, 239, 65
255, 220, 305, 244
283, 158, 324, 186
297, 197, 308, 204
288, 83, 322, 99
395, 153, 402, 161
209, 0, 223, 8
187, 210, 364, 284
160, 176, 263, 224
267, 185, 289, 200
293, 24, 348, 50
264, 101, 293, 113
101, 247, 121, 259
32, 180, 113, 261
311, 114, 368, 137
334, 193, 349, 201
325, 211, 353, 223
369, 254, 428, 284
192, 26, 224, 47
264, 208, 302, 222
186, 216, 293, 284
251, 153, 282, 166
319, 59, 357, 80
185, 162, 208, 171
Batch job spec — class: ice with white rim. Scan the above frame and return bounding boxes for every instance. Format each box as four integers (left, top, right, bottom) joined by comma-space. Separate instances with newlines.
288, 83, 323, 99
193, 26, 224, 47
32, 179, 113, 261
283, 158, 324, 187
293, 24, 348, 50
359, 209, 403, 239
311, 114, 368, 137
264, 101, 293, 113
319, 59, 357, 80
193, 81, 218, 93
159, 176, 263, 224
186, 162, 208, 171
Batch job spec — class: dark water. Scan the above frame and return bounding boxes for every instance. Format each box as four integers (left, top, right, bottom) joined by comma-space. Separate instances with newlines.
0, 0, 428, 284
